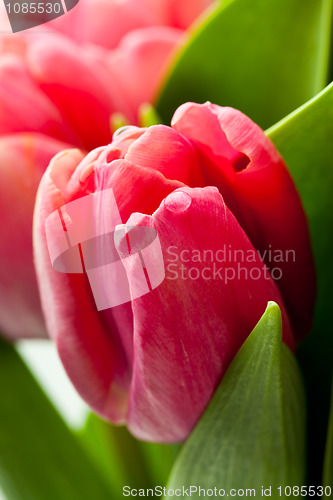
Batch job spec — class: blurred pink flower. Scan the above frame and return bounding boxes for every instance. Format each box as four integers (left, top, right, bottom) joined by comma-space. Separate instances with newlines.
0, 0, 213, 339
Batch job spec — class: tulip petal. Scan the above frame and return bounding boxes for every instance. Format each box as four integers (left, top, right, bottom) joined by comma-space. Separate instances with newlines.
27, 34, 127, 150
172, 102, 316, 340
125, 124, 204, 186
141, 0, 213, 29
96, 157, 185, 219
0, 133, 71, 340
0, 55, 74, 141
111, 126, 147, 158
108, 26, 182, 113
171, 101, 246, 164
46, 0, 158, 50
168, 0, 213, 29
34, 149, 132, 422
122, 186, 294, 442
33, 149, 184, 421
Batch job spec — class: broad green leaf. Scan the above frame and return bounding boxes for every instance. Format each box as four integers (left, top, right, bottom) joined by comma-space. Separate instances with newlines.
156, 0, 332, 128
323, 381, 333, 493
166, 303, 306, 498
267, 83, 333, 481
80, 413, 179, 497
0, 338, 113, 500
267, 81, 333, 361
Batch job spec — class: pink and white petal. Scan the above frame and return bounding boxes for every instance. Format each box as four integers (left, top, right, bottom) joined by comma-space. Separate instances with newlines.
92, 158, 185, 366
33, 149, 184, 421
68, 151, 185, 373
123, 186, 294, 443
33, 149, 131, 422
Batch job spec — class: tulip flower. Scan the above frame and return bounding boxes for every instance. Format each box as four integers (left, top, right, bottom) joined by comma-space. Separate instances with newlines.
33, 102, 316, 443
0, 133, 70, 338
0, 0, 214, 340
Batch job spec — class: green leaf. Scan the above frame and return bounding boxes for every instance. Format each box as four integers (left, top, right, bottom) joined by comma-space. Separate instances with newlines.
138, 103, 163, 128
267, 82, 333, 349
267, 84, 333, 481
156, 0, 332, 128
138, 438, 180, 489
80, 413, 179, 497
110, 112, 129, 133
0, 338, 113, 500
323, 380, 333, 493
166, 302, 306, 498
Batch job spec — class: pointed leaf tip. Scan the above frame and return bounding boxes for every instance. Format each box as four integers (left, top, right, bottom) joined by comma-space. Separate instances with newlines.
166, 303, 305, 497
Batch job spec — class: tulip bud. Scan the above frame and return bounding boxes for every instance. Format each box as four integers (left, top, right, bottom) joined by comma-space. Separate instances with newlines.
33, 103, 315, 442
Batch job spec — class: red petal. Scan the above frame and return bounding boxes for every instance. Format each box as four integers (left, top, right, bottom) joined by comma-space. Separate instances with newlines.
172, 102, 316, 341
0, 55, 74, 141
27, 34, 124, 150
33, 147, 184, 421
125, 124, 205, 186
34, 148, 132, 421
140, 0, 213, 29
123, 187, 294, 442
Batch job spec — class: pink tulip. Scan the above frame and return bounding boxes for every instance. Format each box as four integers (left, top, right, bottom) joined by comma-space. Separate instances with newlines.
42, 0, 213, 47
33, 102, 315, 442
0, 133, 70, 339
0, 0, 214, 340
